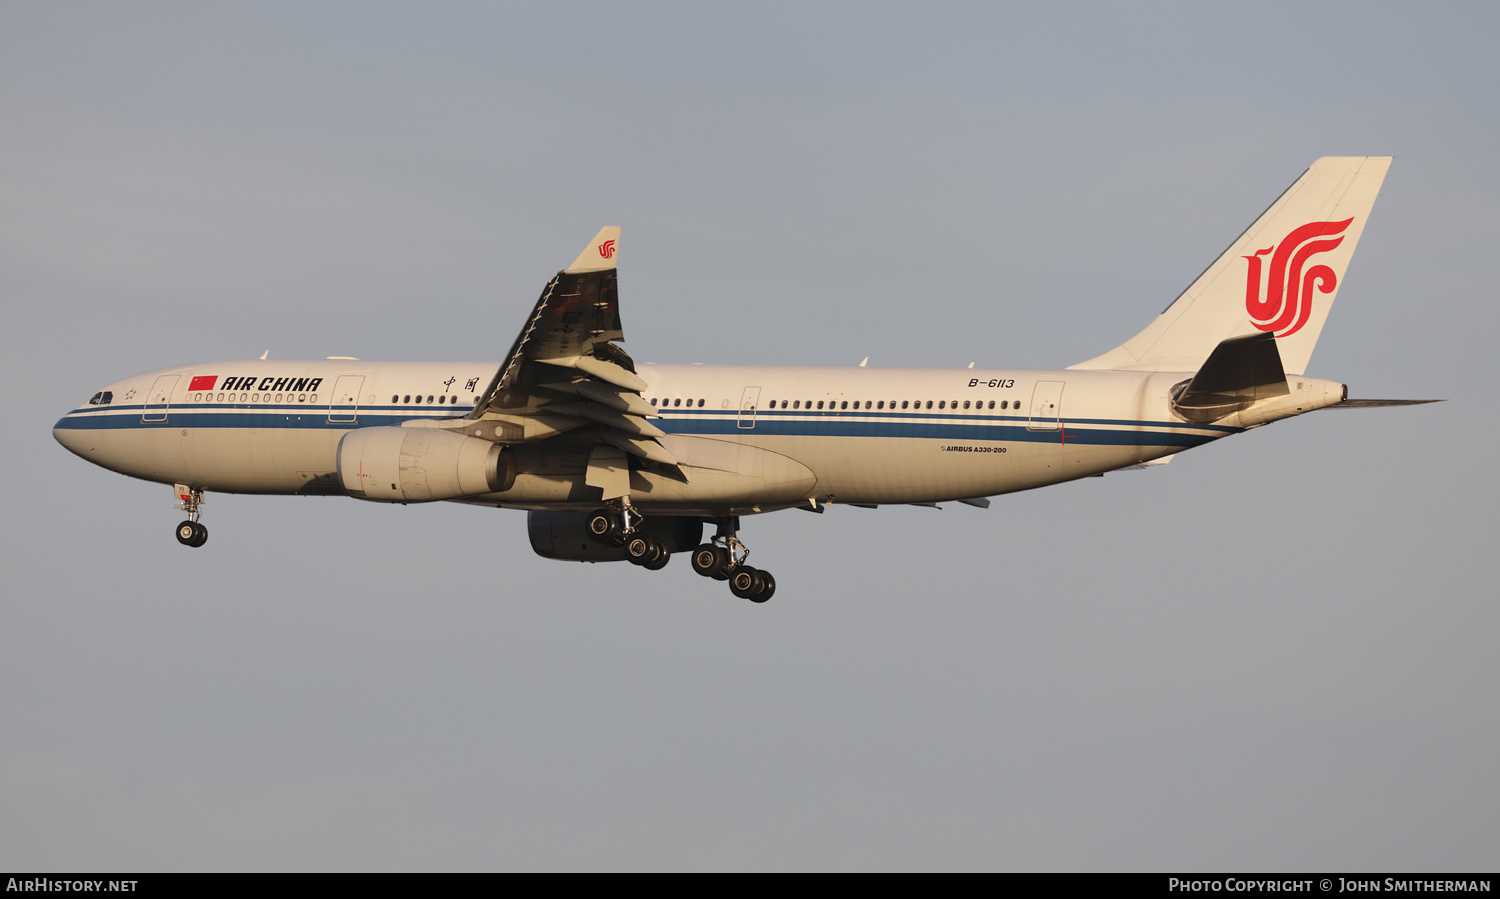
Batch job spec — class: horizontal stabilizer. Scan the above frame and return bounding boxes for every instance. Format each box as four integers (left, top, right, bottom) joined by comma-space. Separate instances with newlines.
1171, 331, 1288, 424
1324, 398, 1444, 409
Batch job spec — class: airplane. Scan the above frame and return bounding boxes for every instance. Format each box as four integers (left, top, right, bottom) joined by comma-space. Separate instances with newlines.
53, 156, 1436, 603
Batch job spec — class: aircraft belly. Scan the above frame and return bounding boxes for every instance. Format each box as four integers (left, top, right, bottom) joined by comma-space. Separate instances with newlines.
137, 425, 343, 494
733, 434, 1174, 504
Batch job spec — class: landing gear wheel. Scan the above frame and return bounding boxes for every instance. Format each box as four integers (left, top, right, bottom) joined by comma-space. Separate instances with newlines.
173, 485, 207, 547
729, 566, 765, 599
642, 539, 671, 571
748, 570, 774, 603
586, 509, 623, 546
625, 535, 649, 563
176, 521, 198, 546
691, 544, 731, 579
176, 520, 207, 548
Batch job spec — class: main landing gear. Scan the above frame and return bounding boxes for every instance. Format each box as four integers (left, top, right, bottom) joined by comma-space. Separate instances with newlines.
584, 508, 776, 600
173, 484, 208, 548
690, 517, 775, 603
586, 503, 670, 571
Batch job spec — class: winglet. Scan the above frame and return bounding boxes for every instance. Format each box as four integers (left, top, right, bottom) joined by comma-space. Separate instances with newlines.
565, 227, 621, 274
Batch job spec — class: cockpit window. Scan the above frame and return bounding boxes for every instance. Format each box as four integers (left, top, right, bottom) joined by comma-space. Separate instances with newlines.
87, 391, 113, 406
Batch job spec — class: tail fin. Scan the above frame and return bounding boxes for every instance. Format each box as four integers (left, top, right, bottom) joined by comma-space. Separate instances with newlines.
1069, 157, 1392, 376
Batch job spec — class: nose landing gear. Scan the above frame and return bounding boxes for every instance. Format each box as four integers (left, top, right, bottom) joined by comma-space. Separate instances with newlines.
173, 484, 207, 548
691, 517, 774, 602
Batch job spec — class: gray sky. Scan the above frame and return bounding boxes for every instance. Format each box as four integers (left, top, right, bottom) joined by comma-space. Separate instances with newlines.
3, 1, 1495, 871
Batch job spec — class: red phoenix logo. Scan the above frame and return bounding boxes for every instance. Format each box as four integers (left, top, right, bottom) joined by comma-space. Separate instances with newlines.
1243, 218, 1353, 338
598, 239, 617, 260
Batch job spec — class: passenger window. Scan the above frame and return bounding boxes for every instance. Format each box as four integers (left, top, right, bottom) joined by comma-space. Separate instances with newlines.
649, 397, 658, 406
403, 395, 411, 403
673, 398, 681, 407
925, 401, 933, 410
1001, 400, 1008, 410
877, 401, 884, 409
793, 400, 800, 409
865, 401, 872, 409
840, 401, 847, 410
1015, 402, 1023, 412
963, 401, 971, 409
817, 401, 824, 410
698, 399, 705, 407
392, 395, 399, 403
253, 394, 260, 403
427, 396, 434, 404
901, 401, 908, 409
415, 395, 423, 404
988, 401, 995, 410
938, 401, 945, 409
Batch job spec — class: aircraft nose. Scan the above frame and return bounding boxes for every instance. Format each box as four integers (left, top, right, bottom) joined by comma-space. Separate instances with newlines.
53, 415, 93, 459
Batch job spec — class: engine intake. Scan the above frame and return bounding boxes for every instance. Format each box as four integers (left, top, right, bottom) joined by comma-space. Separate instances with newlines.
337, 426, 515, 502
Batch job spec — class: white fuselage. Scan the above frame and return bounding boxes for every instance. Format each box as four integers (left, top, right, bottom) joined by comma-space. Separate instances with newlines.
52, 360, 1344, 516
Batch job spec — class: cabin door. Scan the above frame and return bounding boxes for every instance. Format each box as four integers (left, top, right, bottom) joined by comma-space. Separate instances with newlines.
142, 375, 179, 423
328, 375, 365, 423
737, 386, 761, 430
1028, 381, 1064, 431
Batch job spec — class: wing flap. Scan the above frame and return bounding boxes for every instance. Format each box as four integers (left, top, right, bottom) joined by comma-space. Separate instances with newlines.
539, 377, 657, 417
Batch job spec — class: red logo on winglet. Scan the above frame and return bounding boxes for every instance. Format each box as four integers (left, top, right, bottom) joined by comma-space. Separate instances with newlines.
598, 239, 616, 260
1244, 218, 1353, 338
188, 375, 217, 391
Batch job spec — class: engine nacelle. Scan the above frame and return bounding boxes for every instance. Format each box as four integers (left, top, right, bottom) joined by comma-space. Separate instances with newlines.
337, 426, 515, 502
527, 512, 704, 562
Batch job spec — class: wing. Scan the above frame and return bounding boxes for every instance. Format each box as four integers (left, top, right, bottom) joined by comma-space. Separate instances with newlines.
468, 228, 680, 477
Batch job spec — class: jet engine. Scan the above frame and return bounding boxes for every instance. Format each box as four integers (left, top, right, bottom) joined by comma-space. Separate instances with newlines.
527, 512, 703, 562
337, 426, 515, 502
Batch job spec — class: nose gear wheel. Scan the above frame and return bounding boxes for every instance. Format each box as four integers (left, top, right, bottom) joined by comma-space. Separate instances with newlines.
173, 486, 208, 548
